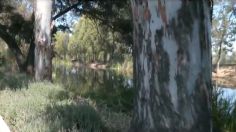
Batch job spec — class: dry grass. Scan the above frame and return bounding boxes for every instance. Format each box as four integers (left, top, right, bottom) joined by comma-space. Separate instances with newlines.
212, 67, 236, 87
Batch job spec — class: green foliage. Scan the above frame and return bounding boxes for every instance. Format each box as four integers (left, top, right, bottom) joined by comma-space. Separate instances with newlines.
53, 67, 134, 113
68, 17, 98, 62
212, 0, 236, 64
45, 103, 104, 132
54, 0, 132, 37
54, 16, 132, 65
0, 0, 132, 73
212, 89, 236, 132
54, 31, 69, 59
0, 72, 29, 90
111, 57, 133, 75
0, 82, 104, 131
0, 0, 34, 44
0, 80, 131, 132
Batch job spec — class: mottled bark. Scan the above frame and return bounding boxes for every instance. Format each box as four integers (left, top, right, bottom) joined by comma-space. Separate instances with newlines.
130, 0, 212, 132
34, 0, 53, 81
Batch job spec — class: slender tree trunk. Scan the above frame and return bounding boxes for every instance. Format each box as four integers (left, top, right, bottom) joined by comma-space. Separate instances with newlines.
216, 42, 222, 75
215, 15, 228, 75
130, 0, 212, 132
34, 0, 53, 81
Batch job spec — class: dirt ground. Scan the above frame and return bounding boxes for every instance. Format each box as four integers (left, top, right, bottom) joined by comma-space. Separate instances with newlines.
212, 66, 236, 88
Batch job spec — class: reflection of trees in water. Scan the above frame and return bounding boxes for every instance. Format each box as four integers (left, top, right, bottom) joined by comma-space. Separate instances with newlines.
54, 67, 134, 112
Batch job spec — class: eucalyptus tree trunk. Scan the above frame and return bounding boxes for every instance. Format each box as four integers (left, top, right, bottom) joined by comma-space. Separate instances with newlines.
216, 42, 222, 75
34, 0, 53, 81
130, 0, 212, 132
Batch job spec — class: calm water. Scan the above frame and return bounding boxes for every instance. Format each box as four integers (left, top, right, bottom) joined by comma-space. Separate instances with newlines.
217, 87, 236, 103
53, 66, 236, 111
53, 66, 134, 112
213, 80, 236, 102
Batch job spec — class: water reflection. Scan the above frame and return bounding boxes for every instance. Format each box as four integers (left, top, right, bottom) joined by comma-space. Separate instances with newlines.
217, 87, 236, 103
54, 66, 236, 113
214, 80, 236, 103
54, 66, 134, 112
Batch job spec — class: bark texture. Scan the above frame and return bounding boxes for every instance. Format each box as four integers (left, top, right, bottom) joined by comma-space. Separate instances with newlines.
131, 0, 212, 132
34, 0, 53, 81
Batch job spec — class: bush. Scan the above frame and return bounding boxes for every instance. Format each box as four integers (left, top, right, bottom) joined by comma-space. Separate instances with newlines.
212, 88, 236, 132
0, 82, 106, 132
44, 102, 104, 132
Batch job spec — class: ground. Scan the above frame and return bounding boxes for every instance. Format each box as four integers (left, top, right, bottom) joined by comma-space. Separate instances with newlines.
212, 66, 236, 88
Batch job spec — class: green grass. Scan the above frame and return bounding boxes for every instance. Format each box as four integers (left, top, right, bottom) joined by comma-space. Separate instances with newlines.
212, 89, 236, 132
0, 82, 131, 132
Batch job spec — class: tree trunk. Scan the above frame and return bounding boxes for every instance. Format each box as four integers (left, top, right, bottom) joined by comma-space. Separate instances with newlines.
216, 42, 222, 75
34, 0, 53, 81
130, 1, 212, 132
24, 39, 35, 75
0, 25, 25, 71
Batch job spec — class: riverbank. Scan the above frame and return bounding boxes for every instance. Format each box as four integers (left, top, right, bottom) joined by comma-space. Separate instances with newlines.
0, 82, 131, 132
53, 59, 133, 75
1, 67, 236, 131
212, 67, 236, 88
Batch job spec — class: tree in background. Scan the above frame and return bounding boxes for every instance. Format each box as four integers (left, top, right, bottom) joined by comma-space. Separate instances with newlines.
0, 0, 132, 80
55, 16, 131, 65
212, 0, 236, 73
0, 0, 34, 72
130, 0, 212, 131
54, 31, 69, 60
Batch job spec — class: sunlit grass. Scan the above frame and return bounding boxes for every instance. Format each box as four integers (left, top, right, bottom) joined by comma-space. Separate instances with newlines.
0, 82, 131, 132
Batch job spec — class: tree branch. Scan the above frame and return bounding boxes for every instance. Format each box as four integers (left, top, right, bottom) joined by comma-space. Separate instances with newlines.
0, 24, 25, 70
53, 2, 81, 20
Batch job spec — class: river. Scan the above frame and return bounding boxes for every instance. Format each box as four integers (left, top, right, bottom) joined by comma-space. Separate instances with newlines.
53, 66, 134, 112
53, 66, 236, 111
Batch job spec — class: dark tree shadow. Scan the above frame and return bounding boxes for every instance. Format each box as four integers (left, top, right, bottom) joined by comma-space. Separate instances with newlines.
0, 71, 30, 90
43, 103, 107, 132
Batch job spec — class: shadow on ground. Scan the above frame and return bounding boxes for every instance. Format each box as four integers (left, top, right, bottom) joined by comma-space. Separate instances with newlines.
43, 102, 107, 132
0, 71, 30, 90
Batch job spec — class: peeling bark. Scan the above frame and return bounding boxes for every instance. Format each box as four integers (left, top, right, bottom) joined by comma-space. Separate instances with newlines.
131, 0, 212, 131
34, 0, 53, 81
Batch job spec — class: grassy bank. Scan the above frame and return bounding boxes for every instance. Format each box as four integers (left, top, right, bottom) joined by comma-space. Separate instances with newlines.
212, 88, 236, 132
53, 58, 133, 76
0, 82, 131, 132
1, 70, 236, 132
